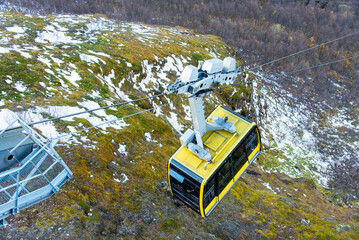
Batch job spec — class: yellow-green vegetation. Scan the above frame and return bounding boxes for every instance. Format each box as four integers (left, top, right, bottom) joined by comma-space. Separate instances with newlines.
0, 11, 231, 109
0, 12, 358, 239
230, 168, 359, 239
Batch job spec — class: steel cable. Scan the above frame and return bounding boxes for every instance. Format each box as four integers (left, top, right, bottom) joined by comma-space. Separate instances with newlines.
247, 30, 359, 71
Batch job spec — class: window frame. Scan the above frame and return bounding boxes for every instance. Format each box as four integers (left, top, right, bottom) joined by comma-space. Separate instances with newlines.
217, 157, 233, 196
231, 143, 248, 179
203, 175, 216, 209
244, 128, 259, 159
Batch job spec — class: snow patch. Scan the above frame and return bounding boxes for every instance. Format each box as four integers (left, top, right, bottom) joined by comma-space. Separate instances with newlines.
65, 70, 81, 87
88, 50, 110, 58
166, 112, 183, 134
85, 19, 113, 33
121, 173, 129, 183
79, 100, 100, 110
0, 104, 129, 141
0, 36, 10, 44
14, 82, 27, 92
6, 25, 25, 33
0, 109, 19, 127
118, 144, 128, 156
0, 46, 10, 54
79, 53, 105, 64
35, 27, 82, 45
38, 56, 52, 68
262, 182, 277, 194
51, 56, 64, 65
253, 71, 359, 186
145, 132, 157, 143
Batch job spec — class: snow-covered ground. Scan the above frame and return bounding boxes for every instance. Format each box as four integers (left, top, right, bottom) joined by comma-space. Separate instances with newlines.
0, 13, 220, 152
253, 72, 359, 185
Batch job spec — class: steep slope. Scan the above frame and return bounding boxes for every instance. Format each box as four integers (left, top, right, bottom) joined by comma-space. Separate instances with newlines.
0, 12, 358, 239
254, 72, 359, 192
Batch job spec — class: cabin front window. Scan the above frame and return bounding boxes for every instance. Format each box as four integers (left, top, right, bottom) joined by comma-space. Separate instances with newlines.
204, 175, 216, 209
169, 166, 201, 213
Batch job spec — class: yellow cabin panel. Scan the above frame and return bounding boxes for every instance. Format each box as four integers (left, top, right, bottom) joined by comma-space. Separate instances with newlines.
168, 105, 262, 217
171, 106, 255, 181
204, 132, 226, 151
205, 197, 218, 215
234, 161, 249, 181
219, 179, 234, 199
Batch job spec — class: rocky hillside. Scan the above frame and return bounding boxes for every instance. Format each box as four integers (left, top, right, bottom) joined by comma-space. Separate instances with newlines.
0, 12, 358, 239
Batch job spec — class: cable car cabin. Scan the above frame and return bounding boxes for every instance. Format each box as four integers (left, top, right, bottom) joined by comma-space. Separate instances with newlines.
168, 106, 261, 217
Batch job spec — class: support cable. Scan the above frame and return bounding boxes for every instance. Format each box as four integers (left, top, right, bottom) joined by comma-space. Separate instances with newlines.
282, 54, 359, 76
5, 54, 357, 135
29, 92, 166, 126
4, 30, 359, 134
6, 30, 359, 130
223, 54, 359, 90
2, 92, 166, 132
50, 95, 191, 142
248, 30, 359, 71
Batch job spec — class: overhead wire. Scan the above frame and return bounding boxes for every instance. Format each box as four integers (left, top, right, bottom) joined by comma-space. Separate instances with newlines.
244, 54, 359, 89
52, 73, 260, 142
2, 92, 167, 132
218, 53, 359, 91
57, 76, 245, 142
50, 94, 191, 142
11, 30, 358, 130
8, 51, 358, 137
28, 92, 166, 127
282, 54, 359, 75
247, 30, 359, 71
9, 52, 356, 142
6, 29, 359, 137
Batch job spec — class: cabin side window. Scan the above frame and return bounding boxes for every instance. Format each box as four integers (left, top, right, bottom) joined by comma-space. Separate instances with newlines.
204, 175, 216, 209
244, 129, 259, 158
232, 144, 247, 177
218, 158, 232, 195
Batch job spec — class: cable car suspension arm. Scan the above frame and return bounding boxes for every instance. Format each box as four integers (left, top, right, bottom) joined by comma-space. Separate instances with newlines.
165, 57, 242, 162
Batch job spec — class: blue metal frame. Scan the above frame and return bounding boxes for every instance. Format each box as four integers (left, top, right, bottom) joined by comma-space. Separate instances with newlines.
0, 119, 72, 226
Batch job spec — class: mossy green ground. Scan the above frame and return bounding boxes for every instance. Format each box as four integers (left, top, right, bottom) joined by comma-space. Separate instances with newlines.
0, 12, 358, 239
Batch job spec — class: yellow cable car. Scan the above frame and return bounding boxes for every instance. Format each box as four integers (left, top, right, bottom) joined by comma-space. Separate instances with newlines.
168, 106, 261, 217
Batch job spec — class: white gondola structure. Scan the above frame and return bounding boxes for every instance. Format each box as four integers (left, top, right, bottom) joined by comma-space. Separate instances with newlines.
0, 119, 72, 226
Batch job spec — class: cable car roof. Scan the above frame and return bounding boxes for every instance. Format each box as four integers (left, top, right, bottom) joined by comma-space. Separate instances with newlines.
170, 106, 256, 180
